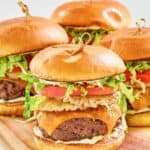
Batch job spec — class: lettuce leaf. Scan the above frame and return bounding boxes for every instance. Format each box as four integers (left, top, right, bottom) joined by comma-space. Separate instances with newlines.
65, 27, 110, 45
21, 72, 136, 117
126, 60, 150, 96
19, 72, 46, 118
126, 61, 150, 73
95, 74, 135, 114
0, 54, 28, 77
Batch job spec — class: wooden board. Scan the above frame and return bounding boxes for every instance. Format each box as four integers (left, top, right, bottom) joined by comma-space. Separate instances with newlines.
0, 116, 149, 150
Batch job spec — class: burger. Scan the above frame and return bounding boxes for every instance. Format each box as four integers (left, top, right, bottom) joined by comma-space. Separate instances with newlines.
100, 28, 150, 126
51, 0, 131, 44
21, 44, 134, 149
0, 16, 68, 116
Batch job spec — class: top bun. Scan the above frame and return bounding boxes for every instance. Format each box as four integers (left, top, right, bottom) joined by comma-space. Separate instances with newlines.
30, 44, 126, 82
0, 16, 68, 57
100, 28, 150, 60
51, 0, 131, 30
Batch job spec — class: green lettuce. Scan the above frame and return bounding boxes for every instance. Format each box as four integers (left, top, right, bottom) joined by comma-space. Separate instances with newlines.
126, 60, 150, 96
94, 74, 135, 114
19, 72, 46, 118
0, 54, 29, 77
126, 61, 150, 73
65, 27, 110, 45
21, 71, 136, 117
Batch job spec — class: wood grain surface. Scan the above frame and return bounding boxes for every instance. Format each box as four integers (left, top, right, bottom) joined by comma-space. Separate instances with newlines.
0, 116, 149, 150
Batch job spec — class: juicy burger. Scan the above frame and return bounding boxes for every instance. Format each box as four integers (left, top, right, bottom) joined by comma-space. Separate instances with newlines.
0, 16, 68, 116
51, 0, 131, 44
22, 44, 134, 149
100, 28, 150, 126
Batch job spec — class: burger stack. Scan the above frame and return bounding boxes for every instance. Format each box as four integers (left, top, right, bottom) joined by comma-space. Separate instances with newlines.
51, 0, 131, 44
23, 1, 133, 149
101, 27, 150, 126
0, 16, 68, 116
0, 0, 149, 150
31, 44, 127, 150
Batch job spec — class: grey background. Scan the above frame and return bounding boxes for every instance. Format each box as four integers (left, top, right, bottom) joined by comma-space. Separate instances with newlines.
0, 0, 149, 26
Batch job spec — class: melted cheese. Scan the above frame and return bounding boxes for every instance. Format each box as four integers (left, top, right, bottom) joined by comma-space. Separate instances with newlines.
34, 116, 126, 145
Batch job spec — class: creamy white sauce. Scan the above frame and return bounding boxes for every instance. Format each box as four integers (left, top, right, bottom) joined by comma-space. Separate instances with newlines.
34, 116, 126, 145
33, 126, 103, 145
129, 108, 150, 114
0, 97, 25, 103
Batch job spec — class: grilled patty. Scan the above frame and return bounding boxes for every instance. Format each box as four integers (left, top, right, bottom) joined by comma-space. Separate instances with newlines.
0, 80, 25, 100
39, 118, 108, 141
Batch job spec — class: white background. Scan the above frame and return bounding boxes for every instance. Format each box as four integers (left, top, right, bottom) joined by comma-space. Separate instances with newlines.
0, 0, 149, 26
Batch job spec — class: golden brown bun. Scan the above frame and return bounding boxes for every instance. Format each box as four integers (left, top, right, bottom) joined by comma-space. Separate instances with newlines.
127, 111, 150, 127
0, 16, 68, 57
34, 131, 125, 150
0, 101, 24, 116
30, 44, 126, 81
100, 28, 150, 60
37, 104, 121, 136
51, 0, 131, 30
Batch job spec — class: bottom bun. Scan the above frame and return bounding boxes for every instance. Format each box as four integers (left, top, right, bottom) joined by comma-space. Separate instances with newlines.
0, 101, 24, 116
33, 116, 126, 150
127, 111, 150, 127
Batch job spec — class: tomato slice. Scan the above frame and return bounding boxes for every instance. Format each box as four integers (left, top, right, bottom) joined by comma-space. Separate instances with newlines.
27, 55, 33, 69
68, 35, 73, 43
125, 70, 150, 83
40, 85, 114, 98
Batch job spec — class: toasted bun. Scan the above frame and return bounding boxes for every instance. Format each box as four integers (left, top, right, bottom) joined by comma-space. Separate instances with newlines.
0, 101, 24, 116
100, 28, 150, 60
127, 111, 150, 127
37, 104, 121, 136
30, 44, 126, 81
51, 0, 131, 30
0, 16, 68, 57
34, 132, 125, 150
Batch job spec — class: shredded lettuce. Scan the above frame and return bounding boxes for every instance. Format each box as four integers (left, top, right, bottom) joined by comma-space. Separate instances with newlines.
65, 27, 110, 45
60, 82, 77, 97
21, 72, 136, 117
19, 72, 46, 118
0, 54, 29, 77
95, 74, 135, 114
126, 60, 150, 97
30, 95, 45, 111
126, 61, 150, 73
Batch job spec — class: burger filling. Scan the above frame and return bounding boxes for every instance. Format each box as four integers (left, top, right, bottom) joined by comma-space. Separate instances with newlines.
51, 118, 107, 141
20, 73, 136, 118
125, 60, 150, 114
0, 80, 24, 101
0, 53, 34, 102
34, 116, 126, 144
65, 27, 111, 45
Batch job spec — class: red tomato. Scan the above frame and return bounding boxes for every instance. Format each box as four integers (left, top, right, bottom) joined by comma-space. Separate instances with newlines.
40, 85, 114, 98
27, 55, 33, 69
12, 66, 21, 72
87, 39, 94, 45
68, 35, 73, 43
125, 70, 150, 83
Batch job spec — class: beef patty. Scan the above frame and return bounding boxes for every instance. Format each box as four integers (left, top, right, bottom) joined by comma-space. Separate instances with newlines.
50, 118, 108, 141
0, 80, 25, 100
